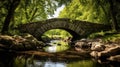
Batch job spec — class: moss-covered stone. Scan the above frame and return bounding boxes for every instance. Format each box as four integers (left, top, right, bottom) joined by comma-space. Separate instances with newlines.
18, 18, 111, 40
0, 34, 45, 51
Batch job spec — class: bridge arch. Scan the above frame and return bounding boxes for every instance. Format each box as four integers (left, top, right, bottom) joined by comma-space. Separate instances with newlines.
34, 20, 82, 40
41, 28, 81, 41
18, 18, 110, 41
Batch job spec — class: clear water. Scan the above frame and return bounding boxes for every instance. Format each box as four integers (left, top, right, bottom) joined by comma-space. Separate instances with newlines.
44, 40, 70, 53
12, 56, 120, 67
0, 40, 119, 67
14, 58, 94, 67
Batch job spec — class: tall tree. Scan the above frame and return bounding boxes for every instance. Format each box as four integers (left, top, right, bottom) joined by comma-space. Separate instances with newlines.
108, 0, 119, 31
1, 0, 20, 34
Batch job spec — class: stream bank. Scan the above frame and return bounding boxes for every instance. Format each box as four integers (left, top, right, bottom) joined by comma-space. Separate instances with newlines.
0, 34, 120, 64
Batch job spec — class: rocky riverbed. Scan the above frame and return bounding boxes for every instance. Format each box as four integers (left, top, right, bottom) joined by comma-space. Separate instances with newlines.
0, 34, 120, 63
74, 38, 120, 63
0, 34, 45, 51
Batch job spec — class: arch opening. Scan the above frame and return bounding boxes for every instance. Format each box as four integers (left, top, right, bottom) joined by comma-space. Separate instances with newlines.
41, 29, 72, 42
41, 28, 80, 42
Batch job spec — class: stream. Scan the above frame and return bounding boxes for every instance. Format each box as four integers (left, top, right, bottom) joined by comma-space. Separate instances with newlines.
0, 40, 119, 67
44, 40, 70, 53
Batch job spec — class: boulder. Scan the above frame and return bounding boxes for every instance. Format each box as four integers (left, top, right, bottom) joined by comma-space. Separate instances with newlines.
0, 34, 45, 51
108, 55, 120, 62
75, 41, 88, 48
0, 35, 14, 46
90, 51, 99, 58
90, 45, 120, 59
99, 46, 120, 57
75, 39, 91, 49
91, 42, 105, 51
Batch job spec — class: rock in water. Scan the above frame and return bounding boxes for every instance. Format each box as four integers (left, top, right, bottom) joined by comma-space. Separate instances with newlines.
90, 51, 99, 58
108, 55, 120, 62
75, 39, 91, 49
91, 42, 105, 52
90, 46, 120, 59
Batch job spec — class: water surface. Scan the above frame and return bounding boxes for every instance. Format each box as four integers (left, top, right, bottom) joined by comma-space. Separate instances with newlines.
0, 40, 119, 67
44, 40, 70, 53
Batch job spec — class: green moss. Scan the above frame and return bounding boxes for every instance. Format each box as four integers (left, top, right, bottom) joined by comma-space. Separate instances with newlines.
67, 60, 95, 67
88, 31, 120, 43
88, 31, 105, 39
102, 33, 120, 43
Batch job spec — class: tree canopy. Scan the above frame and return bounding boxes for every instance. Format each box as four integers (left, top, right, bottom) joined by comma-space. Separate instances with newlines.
0, 0, 71, 34
59, 0, 120, 31
0, 0, 120, 34
59, 0, 108, 23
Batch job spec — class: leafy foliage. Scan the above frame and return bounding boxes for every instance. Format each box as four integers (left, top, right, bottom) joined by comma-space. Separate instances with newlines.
42, 29, 72, 40
0, 0, 68, 33
88, 31, 120, 43
11, 0, 59, 27
59, 0, 120, 25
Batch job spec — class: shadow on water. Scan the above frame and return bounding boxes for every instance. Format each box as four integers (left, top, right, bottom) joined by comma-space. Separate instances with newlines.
0, 40, 120, 67
0, 51, 120, 67
0, 51, 16, 67
12, 55, 100, 67
11, 55, 120, 67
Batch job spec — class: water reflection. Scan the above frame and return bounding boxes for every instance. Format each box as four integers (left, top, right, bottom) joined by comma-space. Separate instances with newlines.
0, 52, 15, 67
44, 40, 70, 53
14, 56, 116, 67
13, 56, 97, 67
67, 60, 96, 67
14, 56, 66, 67
35, 60, 66, 67
0, 41, 120, 67
0, 52, 120, 67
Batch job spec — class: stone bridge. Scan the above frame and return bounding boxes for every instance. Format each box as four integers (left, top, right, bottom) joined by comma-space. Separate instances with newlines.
18, 18, 110, 41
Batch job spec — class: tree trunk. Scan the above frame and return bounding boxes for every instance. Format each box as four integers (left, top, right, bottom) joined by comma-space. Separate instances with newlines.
109, 0, 119, 32
1, 0, 20, 34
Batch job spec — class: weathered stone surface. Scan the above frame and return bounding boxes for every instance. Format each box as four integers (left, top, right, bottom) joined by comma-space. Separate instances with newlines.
18, 18, 111, 40
75, 41, 90, 49
75, 39, 91, 49
90, 51, 99, 58
0, 34, 45, 51
91, 42, 105, 51
108, 55, 120, 62
74, 38, 105, 52
90, 45, 120, 59
0, 35, 14, 46
74, 38, 120, 62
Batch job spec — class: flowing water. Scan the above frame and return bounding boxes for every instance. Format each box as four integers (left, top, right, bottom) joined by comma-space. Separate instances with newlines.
44, 40, 70, 53
0, 40, 119, 67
